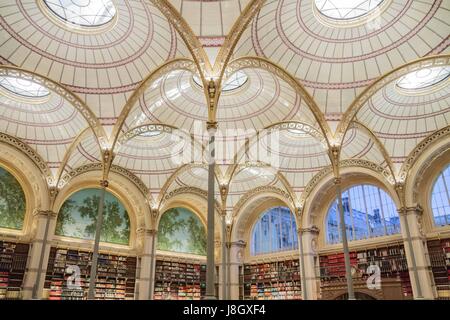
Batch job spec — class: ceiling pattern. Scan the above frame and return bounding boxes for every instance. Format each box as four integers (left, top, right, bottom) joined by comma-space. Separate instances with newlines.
0, 1, 448, 213
0, 0, 191, 126
232, 0, 450, 115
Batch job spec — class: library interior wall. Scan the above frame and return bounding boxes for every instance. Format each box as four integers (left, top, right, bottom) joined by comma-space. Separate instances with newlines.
0, 136, 449, 299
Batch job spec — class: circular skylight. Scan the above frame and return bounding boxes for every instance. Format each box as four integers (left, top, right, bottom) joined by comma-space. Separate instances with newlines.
315, 0, 384, 20
0, 76, 50, 98
287, 128, 309, 137
44, 0, 117, 27
193, 71, 248, 92
396, 66, 450, 90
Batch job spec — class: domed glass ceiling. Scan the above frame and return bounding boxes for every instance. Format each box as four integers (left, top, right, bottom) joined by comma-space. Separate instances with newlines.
193, 71, 248, 92
44, 0, 117, 27
396, 66, 450, 90
315, 0, 384, 20
0, 76, 50, 98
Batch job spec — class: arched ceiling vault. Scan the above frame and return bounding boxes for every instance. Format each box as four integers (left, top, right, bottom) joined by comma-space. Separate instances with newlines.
1, 1, 449, 219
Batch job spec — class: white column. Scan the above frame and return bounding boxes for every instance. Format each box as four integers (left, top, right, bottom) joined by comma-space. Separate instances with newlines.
298, 226, 320, 300
22, 210, 57, 300
136, 228, 157, 300
229, 240, 245, 300
399, 205, 437, 299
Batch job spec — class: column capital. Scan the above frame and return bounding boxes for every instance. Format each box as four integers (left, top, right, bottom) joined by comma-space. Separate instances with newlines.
33, 210, 57, 218
136, 227, 157, 236
100, 179, 109, 188
298, 225, 320, 235
229, 240, 246, 249
398, 204, 423, 217
207, 121, 218, 133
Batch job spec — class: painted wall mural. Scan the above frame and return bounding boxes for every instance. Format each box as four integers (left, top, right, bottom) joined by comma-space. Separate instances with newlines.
157, 207, 206, 256
0, 166, 26, 230
56, 188, 130, 245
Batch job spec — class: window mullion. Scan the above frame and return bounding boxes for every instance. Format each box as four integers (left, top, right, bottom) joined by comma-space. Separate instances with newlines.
361, 186, 372, 239
441, 171, 450, 225
377, 188, 388, 235
346, 190, 356, 241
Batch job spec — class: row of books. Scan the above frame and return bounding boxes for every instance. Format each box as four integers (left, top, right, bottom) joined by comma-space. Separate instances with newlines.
154, 260, 206, 300
319, 244, 413, 297
0, 242, 29, 300
45, 247, 136, 300
427, 239, 450, 300
242, 260, 302, 300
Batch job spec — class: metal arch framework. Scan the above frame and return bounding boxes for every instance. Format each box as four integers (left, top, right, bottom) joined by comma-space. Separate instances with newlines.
0, 66, 106, 144
347, 121, 397, 181
110, 58, 198, 154
157, 163, 223, 207
225, 56, 333, 145
399, 125, 450, 183
336, 55, 450, 148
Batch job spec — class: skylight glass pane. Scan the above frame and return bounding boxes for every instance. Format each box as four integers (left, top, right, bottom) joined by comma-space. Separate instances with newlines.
315, 0, 384, 20
431, 165, 450, 226
0, 76, 50, 98
193, 71, 248, 92
44, 0, 117, 27
396, 66, 450, 90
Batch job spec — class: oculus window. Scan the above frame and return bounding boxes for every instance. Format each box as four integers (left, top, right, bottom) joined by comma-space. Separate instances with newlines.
251, 206, 298, 255
44, 0, 117, 27
326, 184, 400, 244
396, 66, 450, 90
431, 164, 450, 227
0, 76, 50, 98
315, 0, 384, 20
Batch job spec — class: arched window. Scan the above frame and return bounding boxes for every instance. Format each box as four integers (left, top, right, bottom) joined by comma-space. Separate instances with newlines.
56, 188, 130, 245
0, 166, 26, 230
157, 207, 207, 256
251, 206, 298, 255
431, 164, 450, 226
326, 184, 400, 244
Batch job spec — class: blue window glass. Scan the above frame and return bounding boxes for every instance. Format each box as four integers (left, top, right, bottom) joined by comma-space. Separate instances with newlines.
251, 207, 298, 255
326, 184, 401, 244
431, 165, 450, 226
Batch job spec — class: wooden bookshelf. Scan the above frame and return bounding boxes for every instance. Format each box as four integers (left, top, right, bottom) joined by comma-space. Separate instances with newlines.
44, 247, 136, 300
0, 241, 29, 300
319, 244, 413, 299
153, 259, 206, 300
242, 259, 301, 300
427, 239, 450, 300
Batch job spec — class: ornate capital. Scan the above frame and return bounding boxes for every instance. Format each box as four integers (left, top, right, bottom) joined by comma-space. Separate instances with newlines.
298, 225, 320, 235
398, 204, 424, 217
34, 210, 57, 218
206, 121, 218, 133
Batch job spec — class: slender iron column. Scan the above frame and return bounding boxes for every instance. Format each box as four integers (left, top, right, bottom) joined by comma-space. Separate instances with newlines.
205, 122, 217, 299
148, 229, 157, 299
87, 180, 108, 300
221, 214, 227, 300
335, 178, 355, 300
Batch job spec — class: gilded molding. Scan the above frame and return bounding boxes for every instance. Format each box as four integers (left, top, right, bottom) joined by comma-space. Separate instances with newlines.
399, 125, 450, 182
160, 186, 222, 213
0, 131, 52, 184
232, 185, 294, 218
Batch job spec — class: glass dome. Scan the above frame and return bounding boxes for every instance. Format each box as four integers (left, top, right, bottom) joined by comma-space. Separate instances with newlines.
44, 0, 117, 27
315, 0, 384, 20
396, 66, 450, 90
0, 76, 50, 98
